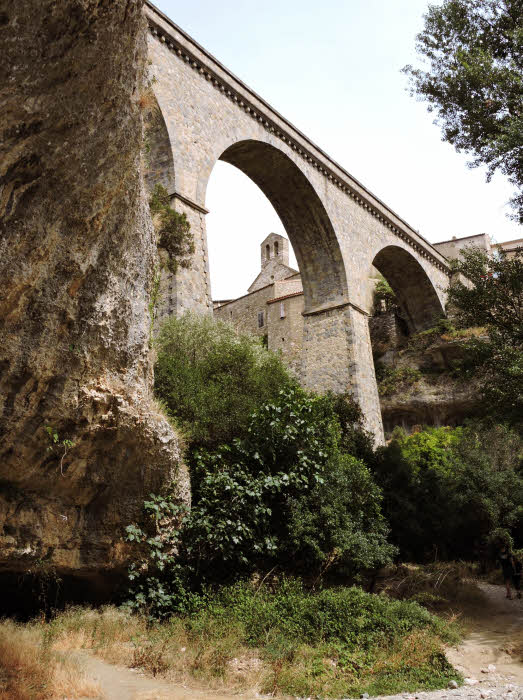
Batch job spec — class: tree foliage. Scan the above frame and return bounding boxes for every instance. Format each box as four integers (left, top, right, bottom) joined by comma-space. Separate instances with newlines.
373, 277, 398, 314
154, 313, 296, 446
374, 423, 523, 561
125, 388, 394, 617
403, 0, 523, 221
447, 246, 523, 423
185, 388, 394, 580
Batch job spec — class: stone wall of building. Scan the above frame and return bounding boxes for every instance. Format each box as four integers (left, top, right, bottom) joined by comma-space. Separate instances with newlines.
266, 292, 304, 376
432, 233, 491, 260
214, 284, 274, 338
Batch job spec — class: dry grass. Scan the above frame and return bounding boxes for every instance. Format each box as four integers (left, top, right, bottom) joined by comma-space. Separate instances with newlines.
440, 326, 486, 341
35, 607, 268, 694
0, 619, 102, 700
0, 588, 461, 699
376, 562, 486, 615
138, 88, 160, 115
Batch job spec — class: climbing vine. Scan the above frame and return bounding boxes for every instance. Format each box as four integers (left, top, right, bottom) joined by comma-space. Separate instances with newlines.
149, 184, 194, 274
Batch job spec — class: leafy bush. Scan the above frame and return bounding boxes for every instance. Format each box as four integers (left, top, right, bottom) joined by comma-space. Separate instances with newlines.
446, 247, 523, 425
125, 389, 394, 617
154, 313, 295, 446
185, 388, 395, 579
374, 423, 523, 561
373, 277, 397, 313
209, 578, 455, 649
188, 579, 460, 697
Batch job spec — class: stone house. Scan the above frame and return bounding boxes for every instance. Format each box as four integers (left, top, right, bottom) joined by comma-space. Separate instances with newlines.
432, 233, 523, 260
213, 233, 306, 375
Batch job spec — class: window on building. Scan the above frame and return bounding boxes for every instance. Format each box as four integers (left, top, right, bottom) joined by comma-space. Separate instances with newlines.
280, 301, 285, 318
274, 241, 279, 257
258, 311, 264, 327
265, 244, 270, 260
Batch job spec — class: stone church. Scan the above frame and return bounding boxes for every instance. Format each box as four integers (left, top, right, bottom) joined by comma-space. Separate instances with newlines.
213, 233, 319, 375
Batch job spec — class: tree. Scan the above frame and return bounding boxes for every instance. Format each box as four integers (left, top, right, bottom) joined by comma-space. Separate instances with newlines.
447, 246, 523, 424
154, 313, 295, 446
403, 0, 523, 222
374, 423, 523, 561
373, 277, 398, 314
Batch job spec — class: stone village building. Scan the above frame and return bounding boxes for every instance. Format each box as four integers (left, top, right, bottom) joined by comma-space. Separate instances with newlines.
213, 233, 308, 376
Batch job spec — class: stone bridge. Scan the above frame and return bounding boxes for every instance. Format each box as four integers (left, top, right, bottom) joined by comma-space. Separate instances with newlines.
144, 2, 452, 443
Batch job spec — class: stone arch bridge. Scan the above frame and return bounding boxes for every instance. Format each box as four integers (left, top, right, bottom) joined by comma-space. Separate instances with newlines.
145, 2, 451, 443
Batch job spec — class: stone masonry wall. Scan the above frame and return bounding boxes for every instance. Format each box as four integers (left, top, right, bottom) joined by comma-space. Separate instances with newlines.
214, 284, 274, 338
267, 293, 304, 377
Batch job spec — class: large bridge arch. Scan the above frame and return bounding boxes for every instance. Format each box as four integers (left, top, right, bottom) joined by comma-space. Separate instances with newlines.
212, 139, 348, 313
145, 2, 454, 443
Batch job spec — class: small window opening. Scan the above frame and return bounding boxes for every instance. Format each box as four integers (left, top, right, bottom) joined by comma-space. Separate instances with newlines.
274, 241, 279, 257
265, 244, 270, 260
280, 301, 285, 318
258, 311, 264, 328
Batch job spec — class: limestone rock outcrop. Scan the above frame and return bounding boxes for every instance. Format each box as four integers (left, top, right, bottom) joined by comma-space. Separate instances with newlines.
370, 313, 481, 435
0, 0, 188, 597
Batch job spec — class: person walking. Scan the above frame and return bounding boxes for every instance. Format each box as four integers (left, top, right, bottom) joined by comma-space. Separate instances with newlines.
512, 552, 522, 600
498, 544, 516, 600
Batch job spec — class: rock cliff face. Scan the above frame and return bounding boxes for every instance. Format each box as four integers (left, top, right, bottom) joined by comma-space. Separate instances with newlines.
370, 313, 481, 435
0, 0, 189, 602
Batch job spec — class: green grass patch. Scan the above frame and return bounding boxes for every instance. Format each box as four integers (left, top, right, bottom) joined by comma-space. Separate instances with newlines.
15, 579, 461, 698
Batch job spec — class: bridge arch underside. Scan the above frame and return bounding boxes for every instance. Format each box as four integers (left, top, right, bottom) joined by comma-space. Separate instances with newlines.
144, 98, 175, 194
218, 140, 348, 313
373, 246, 445, 332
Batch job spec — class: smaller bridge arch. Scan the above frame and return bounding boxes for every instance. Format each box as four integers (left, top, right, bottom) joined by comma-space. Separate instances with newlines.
372, 245, 446, 332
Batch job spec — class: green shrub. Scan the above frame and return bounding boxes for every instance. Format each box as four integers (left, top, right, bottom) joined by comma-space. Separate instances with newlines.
373, 277, 397, 313
184, 388, 395, 579
154, 313, 295, 446
210, 578, 454, 648
374, 423, 523, 561
149, 184, 194, 273
446, 247, 523, 426
125, 389, 394, 616
187, 579, 460, 697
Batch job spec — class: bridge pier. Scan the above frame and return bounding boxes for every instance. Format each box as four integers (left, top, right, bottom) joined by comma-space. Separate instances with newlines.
302, 303, 384, 444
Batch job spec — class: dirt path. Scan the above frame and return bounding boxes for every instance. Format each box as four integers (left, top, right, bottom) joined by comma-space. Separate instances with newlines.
446, 583, 523, 684
77, 651, 244, 700
76, 583, 522, 700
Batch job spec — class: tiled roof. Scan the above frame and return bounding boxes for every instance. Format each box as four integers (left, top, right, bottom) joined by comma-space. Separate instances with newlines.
266, 291, 304, 304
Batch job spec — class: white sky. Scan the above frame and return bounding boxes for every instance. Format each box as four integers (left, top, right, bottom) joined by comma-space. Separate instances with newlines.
154, 0, 522, 300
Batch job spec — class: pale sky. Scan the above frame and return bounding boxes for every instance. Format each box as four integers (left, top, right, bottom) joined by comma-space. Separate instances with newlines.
153, 0, 522, 300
